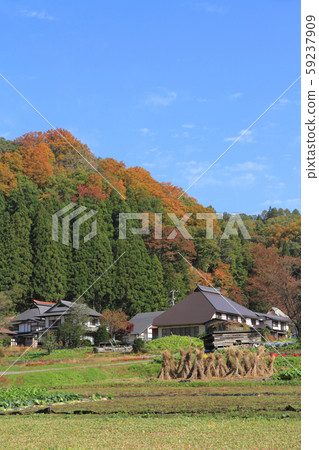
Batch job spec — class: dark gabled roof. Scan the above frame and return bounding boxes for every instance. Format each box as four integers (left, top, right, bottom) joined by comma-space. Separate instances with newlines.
255, 312, 290, 323
129, 311, 165, 335
11, 306, 48, 323
196, 285, 258, 319
153, 286, 259, 328
40, 301, 102, 317
11, 300, 56, 324
153, 292, 216, 327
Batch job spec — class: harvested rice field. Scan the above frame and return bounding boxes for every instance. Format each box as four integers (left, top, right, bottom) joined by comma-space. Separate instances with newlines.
0, 415, 300, 449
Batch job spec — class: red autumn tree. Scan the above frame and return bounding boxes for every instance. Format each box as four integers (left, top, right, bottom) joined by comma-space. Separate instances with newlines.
101, 309, 133, 339
247, 243, 301, 335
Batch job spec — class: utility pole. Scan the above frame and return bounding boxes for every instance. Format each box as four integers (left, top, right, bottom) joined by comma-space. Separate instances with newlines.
169, 290, 179, 306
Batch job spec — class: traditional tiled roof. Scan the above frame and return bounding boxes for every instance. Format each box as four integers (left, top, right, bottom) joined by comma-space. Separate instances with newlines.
40, 301, 102, 317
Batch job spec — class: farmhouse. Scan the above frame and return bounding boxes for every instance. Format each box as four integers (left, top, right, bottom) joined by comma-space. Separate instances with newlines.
153, 285, 290, 344
126, 311, 164, 343
153, 285, 261, 338
10, 299, 101, 345
255, 312, 290, 338
10, 300, 56, 347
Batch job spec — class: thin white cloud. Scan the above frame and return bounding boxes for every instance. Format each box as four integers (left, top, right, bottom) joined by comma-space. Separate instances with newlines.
182, 124, 195, 129
177, 160, 209, 176
262, 199, 282, 206
225, 161, 268, 172
224, 129, 255, 144
141, 162, 156, 168
145, 90, 177, 107
273, 97, 296, 111
230, 92, 243, 100
196, 98, 208, 103
287, 198, 301, 205
20, 10, 54, 20
136, 128, 150, 135
231, 173, 256, 186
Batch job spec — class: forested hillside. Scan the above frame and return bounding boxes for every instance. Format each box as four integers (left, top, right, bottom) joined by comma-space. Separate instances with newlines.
0, 130, 300, 326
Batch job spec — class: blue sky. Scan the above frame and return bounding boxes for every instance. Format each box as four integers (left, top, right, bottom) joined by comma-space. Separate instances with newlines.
0, 0, 300, 214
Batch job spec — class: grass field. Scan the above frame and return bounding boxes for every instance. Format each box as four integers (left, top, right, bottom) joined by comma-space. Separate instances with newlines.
0, 415, 300, 449
0, 347, 301, 448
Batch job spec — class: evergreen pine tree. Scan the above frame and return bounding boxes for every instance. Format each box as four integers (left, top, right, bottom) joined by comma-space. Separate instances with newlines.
31, 202, 66, 301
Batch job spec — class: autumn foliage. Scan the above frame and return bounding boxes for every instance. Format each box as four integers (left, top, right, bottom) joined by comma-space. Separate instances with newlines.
101, 309, 134, 338
247, 244, 301, 333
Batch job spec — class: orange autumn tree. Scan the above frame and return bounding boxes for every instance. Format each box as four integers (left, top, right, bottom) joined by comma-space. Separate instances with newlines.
44, 128, 95, 170
98, 158, 126, 198
15, 129, 95, 173
212, 261, 246, 305
0, 162, 17, 195
188, 263, 245, 305
0, 151, 24, 195
23, 142, 55, 185
247, 243, 301, 334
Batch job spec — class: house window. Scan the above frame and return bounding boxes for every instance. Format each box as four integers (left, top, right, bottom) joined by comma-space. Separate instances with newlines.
216, 313, 222, 319
273, 321, 278, 328
227, 314, 236, 321
162, 327, 199, 337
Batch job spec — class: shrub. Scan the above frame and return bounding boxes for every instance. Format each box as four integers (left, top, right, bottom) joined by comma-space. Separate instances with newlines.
273, 369, 301, 380
94, 326, 110, 346
133, 338, 146, 353
41, 331, 57, 354
0, 337, 11, 347
146, 335, 204, 354
81, 339, 93, 347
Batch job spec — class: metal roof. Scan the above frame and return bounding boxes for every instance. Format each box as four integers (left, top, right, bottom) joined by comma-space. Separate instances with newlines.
255, 312, 290, 323
129, 311, 165, 335
153, 287, 259, 327
196, 285, 258, 319
153, 292, 216, 326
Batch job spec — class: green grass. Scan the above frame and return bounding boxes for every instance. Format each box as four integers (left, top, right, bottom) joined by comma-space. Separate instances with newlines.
0, 347, 94, 362
0, 415, 301, 449
145, 335, 204, 353
3, 362, 161, 389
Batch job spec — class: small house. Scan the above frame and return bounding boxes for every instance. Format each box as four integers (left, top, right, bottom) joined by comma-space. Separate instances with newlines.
126, 311, 165, 343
